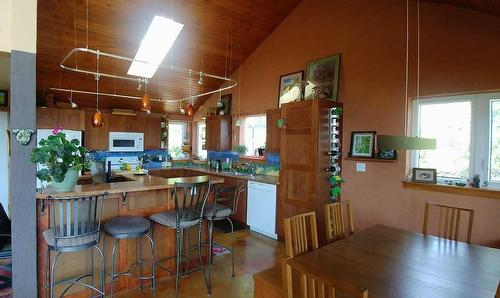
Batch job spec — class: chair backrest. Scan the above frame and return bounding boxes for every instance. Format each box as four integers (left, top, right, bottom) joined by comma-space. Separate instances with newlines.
173, 181, 211, 225
284, 211, 319, 258
47, 192, 107, 250
213, 180, 245, 217
325, 200, 354, 243
422, 202, 474, 243
290, 263, 368, 298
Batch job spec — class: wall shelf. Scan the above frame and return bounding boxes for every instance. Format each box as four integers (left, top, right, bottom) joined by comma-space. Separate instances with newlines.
345, 157, 397, 163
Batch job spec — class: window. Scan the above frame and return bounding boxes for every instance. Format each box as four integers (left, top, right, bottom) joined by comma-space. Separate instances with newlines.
412, 92, 500, 188
168, 121, 188, 159
197, 122, 207, 159
242, 115, 267, 156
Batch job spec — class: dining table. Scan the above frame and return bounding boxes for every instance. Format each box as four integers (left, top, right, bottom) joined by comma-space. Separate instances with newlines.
287, 224, 500, 297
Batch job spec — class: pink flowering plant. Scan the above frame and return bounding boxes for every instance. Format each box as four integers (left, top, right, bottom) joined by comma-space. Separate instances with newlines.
30, 129, 89, 183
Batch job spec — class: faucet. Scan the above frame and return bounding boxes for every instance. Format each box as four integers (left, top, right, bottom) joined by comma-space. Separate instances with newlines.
241, 162, 257, 176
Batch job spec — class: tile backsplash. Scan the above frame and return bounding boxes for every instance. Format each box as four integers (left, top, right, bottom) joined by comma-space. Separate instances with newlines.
87, 149, 169, 161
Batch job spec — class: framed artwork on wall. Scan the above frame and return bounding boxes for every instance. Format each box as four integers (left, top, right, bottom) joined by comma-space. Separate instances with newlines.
349, 131, 376, 158
0, 90, 7, 107
412, 168, 437, 184
304, 54, 341, 100
278, 71, 304, 107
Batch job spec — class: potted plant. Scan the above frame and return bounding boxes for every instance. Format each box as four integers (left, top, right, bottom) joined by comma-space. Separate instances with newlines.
233, 145, 248, 156
31, 128, 89, 192
329, 175, 345, 202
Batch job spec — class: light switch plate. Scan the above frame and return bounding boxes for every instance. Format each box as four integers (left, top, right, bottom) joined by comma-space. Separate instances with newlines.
356, 162, 366, 172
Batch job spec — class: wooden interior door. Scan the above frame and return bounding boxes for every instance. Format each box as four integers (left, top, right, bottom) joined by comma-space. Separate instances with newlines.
279, 101, 317, 237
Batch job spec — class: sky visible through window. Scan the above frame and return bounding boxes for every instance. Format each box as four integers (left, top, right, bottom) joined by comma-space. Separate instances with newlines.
490, 100, 500, 181
418, 101, 471, 179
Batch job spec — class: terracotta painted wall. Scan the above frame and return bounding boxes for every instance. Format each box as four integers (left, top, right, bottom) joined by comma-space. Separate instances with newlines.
194, 0, 500, 247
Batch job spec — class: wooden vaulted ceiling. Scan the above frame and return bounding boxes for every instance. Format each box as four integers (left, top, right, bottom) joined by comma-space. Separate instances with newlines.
424, 0, 500, 16
37, 0, 301, 115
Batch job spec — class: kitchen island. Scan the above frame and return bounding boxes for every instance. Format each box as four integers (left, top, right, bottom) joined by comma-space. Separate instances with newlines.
36, 172, 224, 297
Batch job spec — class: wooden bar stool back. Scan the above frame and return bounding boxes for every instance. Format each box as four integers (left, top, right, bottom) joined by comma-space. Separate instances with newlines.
282, 211, 319, 298
422, 202, 474, 243
325, 200, 354, 243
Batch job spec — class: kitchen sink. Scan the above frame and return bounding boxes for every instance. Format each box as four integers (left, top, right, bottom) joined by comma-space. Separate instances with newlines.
107, 176, 135, 183
77, 175, 135, 185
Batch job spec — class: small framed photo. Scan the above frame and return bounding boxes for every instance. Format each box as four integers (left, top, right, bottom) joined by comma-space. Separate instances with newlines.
0, 90, 7, 107
412, 168, 437, 184
349, 131, 376, 158
278, 71, 304, 107
378, 149, 397, 160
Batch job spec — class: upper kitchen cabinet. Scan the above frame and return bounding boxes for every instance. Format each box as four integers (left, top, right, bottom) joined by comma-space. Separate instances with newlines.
36, 108, 85, 131
143, 117, 161, 149
266, 108, 281, 153
206, 115, 232, 151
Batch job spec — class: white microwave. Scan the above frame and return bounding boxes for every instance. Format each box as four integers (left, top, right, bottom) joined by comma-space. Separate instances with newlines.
109, 132, 144, 152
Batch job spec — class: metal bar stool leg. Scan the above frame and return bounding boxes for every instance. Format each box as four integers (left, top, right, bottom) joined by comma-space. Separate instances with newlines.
200, 221, 211, 295
94, 245, 106, 297
45, 248, 50, 296
110, 238, 119, 298
227, 217, 236, 277
136, 235, 142, 290
144, 232, 156, 295
49, 252, 62, 298
174, 227, 181, 298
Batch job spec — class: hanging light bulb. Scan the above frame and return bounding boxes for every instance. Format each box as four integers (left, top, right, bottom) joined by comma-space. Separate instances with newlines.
92, 110, 104, 127
198, 71, 203, 85
180, 99, 186, 114
68, 89, 78, 109
92, 52, 104, 128
186, 103, 194, 117
141, 79, 151, 112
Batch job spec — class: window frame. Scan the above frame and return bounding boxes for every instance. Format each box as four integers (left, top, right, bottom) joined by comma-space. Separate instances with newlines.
167, 120, 189, 159
411, 92, 500, 189
240, 114, 267, 157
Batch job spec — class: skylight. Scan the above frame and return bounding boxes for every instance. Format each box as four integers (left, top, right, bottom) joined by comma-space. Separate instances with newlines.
127, 16, 184, 78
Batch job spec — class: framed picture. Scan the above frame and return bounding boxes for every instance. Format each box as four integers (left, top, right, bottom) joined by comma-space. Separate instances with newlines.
412, 168, 437, 184
349, 131, 376, 158
216, 94, 232, 115
0, 90, 7, 107
305, 54, 341, 100
378, 150, 397, 160
278, 71, 304, 107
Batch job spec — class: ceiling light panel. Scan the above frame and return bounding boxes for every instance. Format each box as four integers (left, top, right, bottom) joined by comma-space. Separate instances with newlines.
127, 16, 184, 78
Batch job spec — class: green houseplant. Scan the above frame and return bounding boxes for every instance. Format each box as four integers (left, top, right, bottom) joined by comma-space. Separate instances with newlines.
233, 145, 248, 156
329, 175, 345, 202
31, 129, 89, 192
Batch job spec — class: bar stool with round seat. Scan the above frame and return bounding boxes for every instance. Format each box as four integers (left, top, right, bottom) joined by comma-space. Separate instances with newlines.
203, 181, 245, 283
149, 181, 211, 298
43, 192, 108, 298
104, 215, 156, 297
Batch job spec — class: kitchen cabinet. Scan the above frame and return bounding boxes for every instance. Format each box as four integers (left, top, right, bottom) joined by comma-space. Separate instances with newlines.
143, 117, 161, 149
108, 114, 127, 132
205, 115, 232, 151
279, 99, 342, 245
84, 111, 109, 150
266, 108, 281, 153
36, 108, 85, 131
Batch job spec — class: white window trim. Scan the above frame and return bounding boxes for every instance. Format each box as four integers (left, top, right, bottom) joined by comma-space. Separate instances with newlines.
411, 92, 500, 189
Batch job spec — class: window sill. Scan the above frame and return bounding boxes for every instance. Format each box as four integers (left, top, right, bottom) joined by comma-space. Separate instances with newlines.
403, 181, 500, 200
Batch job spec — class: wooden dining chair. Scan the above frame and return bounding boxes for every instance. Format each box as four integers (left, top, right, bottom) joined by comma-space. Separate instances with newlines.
422, 202, 474, 243
325, 201, 354, 243
290, 261, 368, 298
282, 211, 319, 298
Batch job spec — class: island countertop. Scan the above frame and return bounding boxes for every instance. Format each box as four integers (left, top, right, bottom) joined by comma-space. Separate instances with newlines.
35, 172, 225, 199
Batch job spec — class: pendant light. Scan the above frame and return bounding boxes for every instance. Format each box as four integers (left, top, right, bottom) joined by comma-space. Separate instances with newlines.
377, 0, 435, 151
185, 70, 194, 117
141, 79, 151, 113
92, 51, 104, 128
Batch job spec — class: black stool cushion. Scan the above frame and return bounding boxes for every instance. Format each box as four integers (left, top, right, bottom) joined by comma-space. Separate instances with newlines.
104, 216, 151, 239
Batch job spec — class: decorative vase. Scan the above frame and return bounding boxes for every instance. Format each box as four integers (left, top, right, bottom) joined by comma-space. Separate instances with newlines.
49, 166, 79, 192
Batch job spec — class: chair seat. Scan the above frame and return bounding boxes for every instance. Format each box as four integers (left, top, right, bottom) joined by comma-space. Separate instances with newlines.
150, 210, 199, 229
203, 203, 232, 220
104, 216, 151, 239
43, 229, 99, 251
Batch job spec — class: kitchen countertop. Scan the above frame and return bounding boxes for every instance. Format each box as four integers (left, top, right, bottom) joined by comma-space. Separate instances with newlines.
152, 166, 280, 185
35, 172, 225, 199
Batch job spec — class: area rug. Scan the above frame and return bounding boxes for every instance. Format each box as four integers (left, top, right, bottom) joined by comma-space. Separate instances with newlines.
0, 258, 12, 298
212, 245, 231, 257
